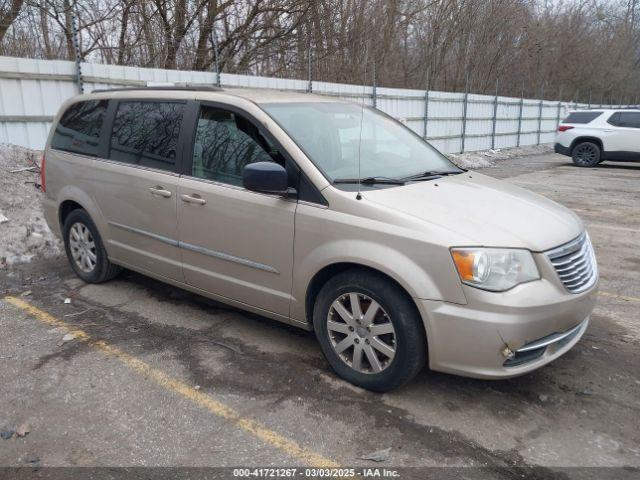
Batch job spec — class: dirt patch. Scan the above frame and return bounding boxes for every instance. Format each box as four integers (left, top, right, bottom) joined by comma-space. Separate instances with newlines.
0, 144, 61, 267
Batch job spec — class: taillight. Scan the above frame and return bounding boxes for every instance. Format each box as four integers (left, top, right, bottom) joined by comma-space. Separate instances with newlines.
558, 125, 574, 132
40, 154, 46, 192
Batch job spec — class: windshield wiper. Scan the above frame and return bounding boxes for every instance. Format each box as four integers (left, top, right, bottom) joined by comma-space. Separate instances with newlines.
400, 170, 464, 182
333, 176, 405, 185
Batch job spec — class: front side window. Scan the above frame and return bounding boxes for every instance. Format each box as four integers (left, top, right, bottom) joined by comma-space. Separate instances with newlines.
109, 101, 185, 172
607, 113, 621, 126
191, 106, 280, 186
261, 102, 459, 182
51, 100, 108, 156
617, 112, 640, 128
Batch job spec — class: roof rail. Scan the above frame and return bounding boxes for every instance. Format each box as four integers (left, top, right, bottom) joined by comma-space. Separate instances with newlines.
91, 84, 223, 94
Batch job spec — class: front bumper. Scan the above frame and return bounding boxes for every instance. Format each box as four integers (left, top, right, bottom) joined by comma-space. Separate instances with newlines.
416, 273, 598, 379
554, 142, 571, 156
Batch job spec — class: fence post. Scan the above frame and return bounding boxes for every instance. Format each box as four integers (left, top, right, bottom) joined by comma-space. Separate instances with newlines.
372, 61, 377, 109
536, 83, 544, 145
516, 81, 524, 148
491, 78, 499, 150
212, 26, 221, 87
460, 72, 469, 153
70, 12, 84, 94
423, 68, 430, 140
588, 91, 592, 109
556, 86, 563, 130
574, 89, 579, 109
600, 93, 604, 108
307, 46, 312, 93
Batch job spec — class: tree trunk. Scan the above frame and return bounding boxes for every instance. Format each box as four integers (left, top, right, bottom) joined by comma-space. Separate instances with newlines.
63, 0, 75, 60
0, 0, 25, 44
163, 0, 187, 69
39, 1, 52, 59
193, 0, 218, 71
117, 0, 132, 65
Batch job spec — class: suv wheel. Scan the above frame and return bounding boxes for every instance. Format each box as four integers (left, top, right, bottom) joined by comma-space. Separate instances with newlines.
313, 269, 426, 392
572, 142, 601, 167
63, 209, 121, 283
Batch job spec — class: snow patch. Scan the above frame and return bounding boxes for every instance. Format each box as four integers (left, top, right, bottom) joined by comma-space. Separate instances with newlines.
0, 143, 62, 267
447, 144, 554, 170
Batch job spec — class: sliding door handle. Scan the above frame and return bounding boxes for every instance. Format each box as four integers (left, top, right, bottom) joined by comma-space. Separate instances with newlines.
180, 194, 206, 205
149, 186, 172, 198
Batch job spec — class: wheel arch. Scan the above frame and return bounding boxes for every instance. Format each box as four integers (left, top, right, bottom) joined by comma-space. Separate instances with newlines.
55, 186, 110, 253
59, 199, 86, 229
305, 262, 422, 328
570, 136, 603, 155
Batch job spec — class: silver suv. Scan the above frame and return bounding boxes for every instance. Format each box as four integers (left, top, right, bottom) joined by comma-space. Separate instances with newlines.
42, 87, 598, 391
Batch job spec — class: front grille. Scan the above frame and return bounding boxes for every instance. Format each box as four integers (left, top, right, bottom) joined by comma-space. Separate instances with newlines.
546, 233, 598, 293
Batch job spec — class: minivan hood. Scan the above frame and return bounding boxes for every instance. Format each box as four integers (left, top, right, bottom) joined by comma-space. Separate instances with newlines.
363, 172, 583, 252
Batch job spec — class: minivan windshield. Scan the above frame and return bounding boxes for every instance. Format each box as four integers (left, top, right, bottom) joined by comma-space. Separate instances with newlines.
261, 102, 461, 182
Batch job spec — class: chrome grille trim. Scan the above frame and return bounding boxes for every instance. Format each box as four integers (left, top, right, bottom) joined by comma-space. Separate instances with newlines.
546, 233, 598, 293
516, 318, 588, 352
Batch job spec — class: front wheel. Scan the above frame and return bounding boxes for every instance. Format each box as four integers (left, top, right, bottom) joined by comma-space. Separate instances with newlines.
313, 269, 427, 392
572, 142, 601, 167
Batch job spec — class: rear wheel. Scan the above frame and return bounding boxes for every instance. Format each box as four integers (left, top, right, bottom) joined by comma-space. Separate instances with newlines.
572, 142, 601, 167
313, 269, 426, 392
63, 209, 121, 283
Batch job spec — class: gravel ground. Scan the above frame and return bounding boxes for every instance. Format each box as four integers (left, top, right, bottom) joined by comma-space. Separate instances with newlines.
0, 144, 61, 267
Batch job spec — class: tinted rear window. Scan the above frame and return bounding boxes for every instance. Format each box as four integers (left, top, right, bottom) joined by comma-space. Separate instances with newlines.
109, 101, 185, 172
51, 100, 108, 156
562, 111, 603, 124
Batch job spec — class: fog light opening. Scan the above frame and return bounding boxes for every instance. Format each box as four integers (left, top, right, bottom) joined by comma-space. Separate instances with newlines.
501, 345, 515, 360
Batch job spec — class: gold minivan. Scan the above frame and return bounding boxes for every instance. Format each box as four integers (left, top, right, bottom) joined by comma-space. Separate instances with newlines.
42, 87, 598, 391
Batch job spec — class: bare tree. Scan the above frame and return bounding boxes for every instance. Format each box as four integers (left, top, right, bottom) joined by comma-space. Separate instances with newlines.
0, 0, 638, 101
0, 0, 25, 44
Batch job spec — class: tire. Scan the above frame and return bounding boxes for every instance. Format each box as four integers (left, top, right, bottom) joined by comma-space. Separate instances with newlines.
572, 142, 601, 167
63, 209, 121, 283
313, 269, 427, 392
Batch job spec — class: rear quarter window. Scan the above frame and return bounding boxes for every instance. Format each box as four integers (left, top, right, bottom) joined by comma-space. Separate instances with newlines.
51, 100, 108, 156
561, 111, 603, 124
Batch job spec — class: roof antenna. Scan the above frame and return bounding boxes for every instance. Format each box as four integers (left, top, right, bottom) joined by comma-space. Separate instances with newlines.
356, 47, 369, 201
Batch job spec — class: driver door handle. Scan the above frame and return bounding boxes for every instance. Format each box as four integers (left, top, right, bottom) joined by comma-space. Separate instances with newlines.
148, 186, 172, 198
180, 194, 206, 205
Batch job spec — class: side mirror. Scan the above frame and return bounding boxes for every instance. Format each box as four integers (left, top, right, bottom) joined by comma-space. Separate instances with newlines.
242, 162, 290, 195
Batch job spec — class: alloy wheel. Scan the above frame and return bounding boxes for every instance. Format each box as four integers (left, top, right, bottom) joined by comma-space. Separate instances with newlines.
574, 144, 597, 166
69, 222, 97, 273
327, 292, 397, 374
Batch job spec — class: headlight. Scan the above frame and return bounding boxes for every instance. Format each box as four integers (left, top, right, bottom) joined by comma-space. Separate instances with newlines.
451, 248, 539, 291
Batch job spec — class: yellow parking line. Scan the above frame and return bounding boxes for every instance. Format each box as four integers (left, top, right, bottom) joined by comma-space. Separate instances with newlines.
599, 291, 640, 303
3, 296, 338, 468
